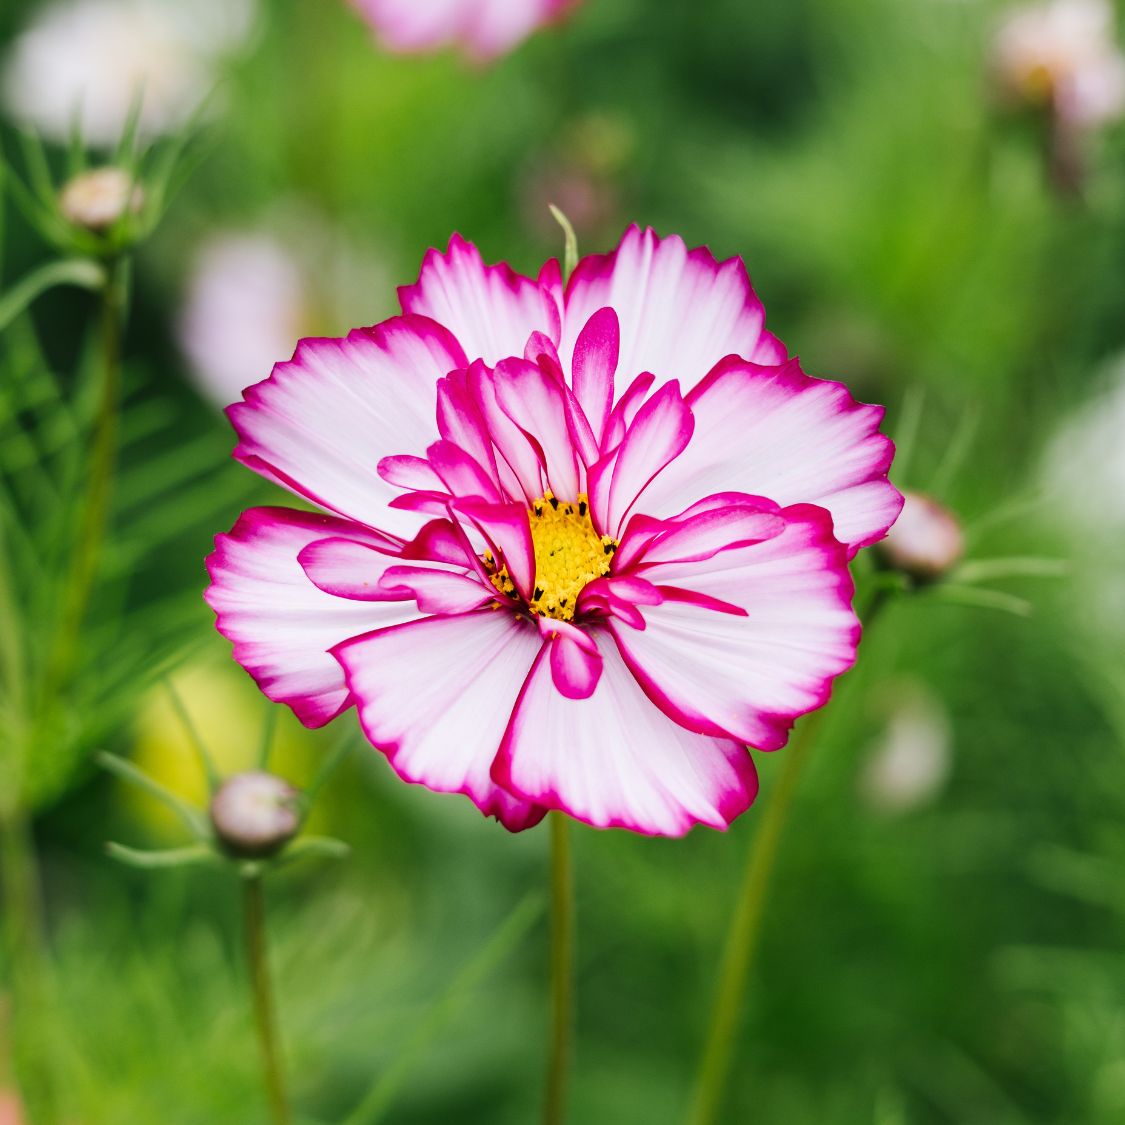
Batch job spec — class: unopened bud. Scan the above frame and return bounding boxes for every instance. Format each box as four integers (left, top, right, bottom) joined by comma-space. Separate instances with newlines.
59, 167, 144, 232
878, 492, 964, 581
209, 771, 300, 858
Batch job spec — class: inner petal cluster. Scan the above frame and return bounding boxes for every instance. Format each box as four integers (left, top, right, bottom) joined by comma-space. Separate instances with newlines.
487, 491, 617, 621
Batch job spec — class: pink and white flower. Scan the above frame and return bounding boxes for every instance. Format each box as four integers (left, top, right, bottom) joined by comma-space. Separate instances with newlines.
350, 0, 576, 61
206, 226, 902, 836
993, 0, 1125, 127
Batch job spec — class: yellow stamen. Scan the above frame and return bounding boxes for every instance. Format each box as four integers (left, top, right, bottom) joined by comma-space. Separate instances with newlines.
484, 491, 617, 621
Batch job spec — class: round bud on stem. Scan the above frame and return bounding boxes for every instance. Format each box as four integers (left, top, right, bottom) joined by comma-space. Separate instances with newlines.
210, 771, 301, 859
878, 491, 964, 582
59, 167, 144, 232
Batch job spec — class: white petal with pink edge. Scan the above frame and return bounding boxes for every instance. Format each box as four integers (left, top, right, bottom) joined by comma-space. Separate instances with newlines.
559, 226, 775, 395
205, 508, 421, 728
638, 358, 903, 555
399, 235, 561, 365
333, 610, 545, 831
612, 505, 859, 751
228, 316, 467, 538
494, 633, 758, 836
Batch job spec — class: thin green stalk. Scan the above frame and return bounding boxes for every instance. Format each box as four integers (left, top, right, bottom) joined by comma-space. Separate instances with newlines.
684, 714, 820, 1125
544, 812, 574, 1125
0, 808, 59, 1124
686, 587, 892, 1125
243, 874, 291, 1125
42, 255, 128, 699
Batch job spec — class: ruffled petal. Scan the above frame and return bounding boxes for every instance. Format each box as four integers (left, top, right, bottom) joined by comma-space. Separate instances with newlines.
587, 380, 694, 537
398, 235, 561, 365
333, 611, 545, 830
493, 358, 581, 499
611, 505, 860, 751
570, 307, 620, 443
560, 226, 775, 395
205, 508, 420, 728
494, 634, 758, 836
228, 316, 467, 537
639, 357, 903, 555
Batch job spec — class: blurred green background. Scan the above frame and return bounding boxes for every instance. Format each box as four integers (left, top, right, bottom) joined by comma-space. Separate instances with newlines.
2, 0, 1125, 1121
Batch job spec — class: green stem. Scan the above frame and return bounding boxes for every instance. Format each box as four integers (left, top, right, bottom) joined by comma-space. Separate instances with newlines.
543, 812, 574, 1125
0, 258, 105, 334
686, 587, 892, 1125
684, 714, 820, 1125
0, 808, 59, 1124
243, 875, 291, 1125
42, 256, 127, 700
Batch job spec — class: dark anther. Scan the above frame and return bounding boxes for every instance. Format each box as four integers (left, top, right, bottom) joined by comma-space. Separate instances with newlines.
578, 501, 587, 516
534, 586, 544, 600
549, 496, 559, 509
603, 543, 614, 554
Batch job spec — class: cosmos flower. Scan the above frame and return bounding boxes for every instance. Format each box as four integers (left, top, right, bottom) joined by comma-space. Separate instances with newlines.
1, 0, 256, 145
350, 0, 576, 61
993, 0, 1125, 127
206, 227, 902, 836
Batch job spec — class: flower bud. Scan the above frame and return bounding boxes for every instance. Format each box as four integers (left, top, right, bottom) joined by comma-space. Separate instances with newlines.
878, 491, 964, 582
58, 167, 144, 232
209, 771, 300, 858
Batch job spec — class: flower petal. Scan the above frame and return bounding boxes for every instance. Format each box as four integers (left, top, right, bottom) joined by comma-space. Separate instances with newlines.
541, 620, 603, 700
333, 611, 545, 831
560, 225, 774, 394
453, 499, 535, 600
570, 306, 619, 442
587, 380, 694, 537
611, 504, 860, 751
493, 358, 581, 500
494, 634, 758, 836
639, 357, 903, 554
205, 508, 419, 728
399, 234, 561, 365
228, 316, 467, 537
378, 565, 496, 615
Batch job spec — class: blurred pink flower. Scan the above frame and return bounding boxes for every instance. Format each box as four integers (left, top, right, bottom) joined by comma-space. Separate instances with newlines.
0, 1094, 23, 1125
351, 0, 577, 61
206, 227, 901, 836
1, 0, 256, 145
993, 0, 1125, 126
178, 233, 307, 408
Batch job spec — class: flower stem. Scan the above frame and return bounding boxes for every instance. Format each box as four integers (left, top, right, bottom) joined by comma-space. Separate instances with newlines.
43, 254, 128, 699
686, 585, 892, 1125
242, 874, 291, 1125
0, 807, 59, 1124
684, 713, 820, 1125
543, 812, 574, 1125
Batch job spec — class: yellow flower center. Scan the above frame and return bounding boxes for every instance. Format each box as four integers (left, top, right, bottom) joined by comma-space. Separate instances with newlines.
487, 492, 617, 621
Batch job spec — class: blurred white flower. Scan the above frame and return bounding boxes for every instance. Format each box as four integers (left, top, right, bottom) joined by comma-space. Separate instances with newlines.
993, 0, 1125, 127
1, 0, 257, 145
177, 216, 392, 408
860, 684, 952, 814
178, 232, 307, 408
1042, 357, 1125, 531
